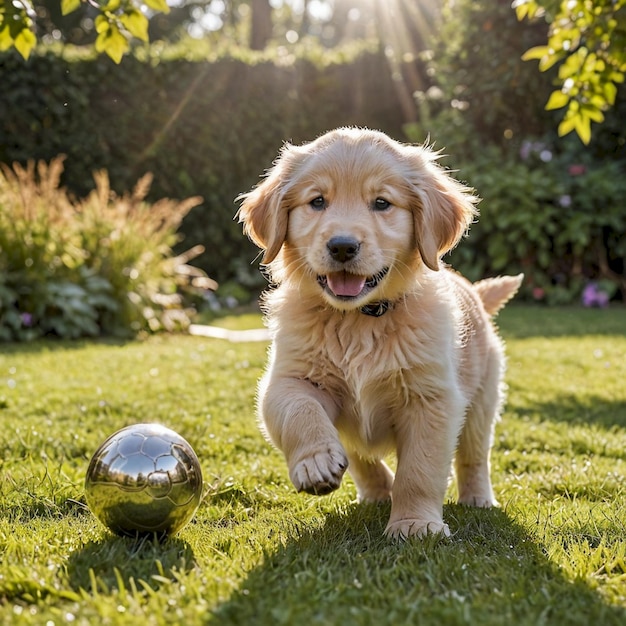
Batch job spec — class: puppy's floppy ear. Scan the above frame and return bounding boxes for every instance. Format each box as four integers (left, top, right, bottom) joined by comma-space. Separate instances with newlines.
237, 145, 295, 264
409, 149, 479, 271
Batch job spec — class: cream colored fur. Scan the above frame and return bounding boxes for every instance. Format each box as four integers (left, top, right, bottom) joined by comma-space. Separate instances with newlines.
238, 128, 522, 539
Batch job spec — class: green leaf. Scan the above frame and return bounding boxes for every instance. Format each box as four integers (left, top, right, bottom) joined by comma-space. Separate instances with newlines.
545, 90, 569, 110
581, 104, 604, 124
558, 52, 585, 79
101, 0, 122, 11
517, 0, 543, 20
538, 50, 566, 71
589, 94, 607, 108
604, 81, 617, 105
95, 14, 110, 34
0, 24, 13, 52
513, 0, 531, 21
61, 0, 81, 16
574, 112, 592, 145
557, 114, 577, 138
120, 9, 149, 42
522, 44, 568, 72
13, 26, 36, 60
521, 45, 549, 61
143, 0, 171, 14
95, 22, 129, 64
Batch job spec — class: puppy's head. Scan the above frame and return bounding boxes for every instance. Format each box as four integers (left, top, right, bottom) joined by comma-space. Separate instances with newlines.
238, 128, 478, 309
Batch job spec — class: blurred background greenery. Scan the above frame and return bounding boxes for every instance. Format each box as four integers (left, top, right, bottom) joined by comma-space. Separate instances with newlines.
1, 0, 624, 340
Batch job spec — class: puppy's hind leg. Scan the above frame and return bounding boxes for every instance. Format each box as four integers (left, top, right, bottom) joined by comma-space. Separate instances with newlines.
455, 359, 503, 507
346, 452, 394, 503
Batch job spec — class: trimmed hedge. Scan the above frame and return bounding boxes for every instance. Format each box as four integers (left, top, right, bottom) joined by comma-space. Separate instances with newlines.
0, 43, 406, 287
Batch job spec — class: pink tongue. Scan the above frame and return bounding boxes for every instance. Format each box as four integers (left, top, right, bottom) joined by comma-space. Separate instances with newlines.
326, 272, 366, 297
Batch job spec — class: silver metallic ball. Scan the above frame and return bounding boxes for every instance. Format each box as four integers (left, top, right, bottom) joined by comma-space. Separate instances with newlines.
85, 424, 203, 537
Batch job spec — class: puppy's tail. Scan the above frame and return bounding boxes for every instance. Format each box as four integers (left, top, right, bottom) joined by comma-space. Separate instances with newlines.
474, 274, 524, 316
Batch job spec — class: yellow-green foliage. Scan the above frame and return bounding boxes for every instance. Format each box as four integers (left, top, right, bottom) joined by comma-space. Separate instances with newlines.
0, 157, 209, 340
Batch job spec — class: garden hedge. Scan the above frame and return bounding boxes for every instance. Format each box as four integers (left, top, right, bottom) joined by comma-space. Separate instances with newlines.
0, 43, 406, 287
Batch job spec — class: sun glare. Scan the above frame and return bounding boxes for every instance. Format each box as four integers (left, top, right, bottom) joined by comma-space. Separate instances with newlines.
367, 0, 440, 122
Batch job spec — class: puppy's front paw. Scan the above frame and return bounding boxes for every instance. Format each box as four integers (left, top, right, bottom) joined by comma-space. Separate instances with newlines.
290, 442, 348, 495
385, 518, 451, 541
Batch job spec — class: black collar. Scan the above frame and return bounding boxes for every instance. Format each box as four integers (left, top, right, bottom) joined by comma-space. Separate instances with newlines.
360, 300, 392, 317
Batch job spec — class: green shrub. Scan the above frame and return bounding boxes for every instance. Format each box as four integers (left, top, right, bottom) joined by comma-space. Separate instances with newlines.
0, 157, 211, 341
445, 143, 626, 304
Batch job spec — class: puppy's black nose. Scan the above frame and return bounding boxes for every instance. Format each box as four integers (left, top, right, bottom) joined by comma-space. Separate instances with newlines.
327, 236, 360, 263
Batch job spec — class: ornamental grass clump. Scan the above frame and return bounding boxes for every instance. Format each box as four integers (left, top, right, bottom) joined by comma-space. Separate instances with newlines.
0, 156, 212, 341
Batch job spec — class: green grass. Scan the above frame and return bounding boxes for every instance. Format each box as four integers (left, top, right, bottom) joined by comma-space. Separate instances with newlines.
1, 305, 625, 625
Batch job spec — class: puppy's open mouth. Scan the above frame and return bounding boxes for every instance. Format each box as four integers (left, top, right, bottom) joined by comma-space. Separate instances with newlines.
317, 268, 389, 300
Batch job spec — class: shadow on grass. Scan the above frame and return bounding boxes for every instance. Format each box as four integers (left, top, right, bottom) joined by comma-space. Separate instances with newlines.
66, 534, 196, 594
0, 337, 130, 355
498, 305, 626, 339
516, 396, 626, 431
209, 502, 626, 626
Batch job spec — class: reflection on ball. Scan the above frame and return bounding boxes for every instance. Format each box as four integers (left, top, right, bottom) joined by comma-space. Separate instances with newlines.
85, 423, 203, 537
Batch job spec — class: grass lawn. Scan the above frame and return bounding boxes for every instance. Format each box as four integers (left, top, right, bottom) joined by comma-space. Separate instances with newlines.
1, 305, 625, 625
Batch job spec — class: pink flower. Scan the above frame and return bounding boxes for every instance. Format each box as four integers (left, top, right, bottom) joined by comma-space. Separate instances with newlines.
568, 164, 586, 176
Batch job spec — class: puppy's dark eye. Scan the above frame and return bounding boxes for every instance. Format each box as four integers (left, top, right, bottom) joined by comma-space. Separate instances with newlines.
310, 196, 326, 210
373, 198, 391, 211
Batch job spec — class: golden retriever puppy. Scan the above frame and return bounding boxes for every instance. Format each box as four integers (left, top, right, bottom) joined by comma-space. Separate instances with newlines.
238, 128, 522, 539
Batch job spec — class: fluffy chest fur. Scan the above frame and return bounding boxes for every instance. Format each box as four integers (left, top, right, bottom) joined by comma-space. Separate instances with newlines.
264, 273, 470, 454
